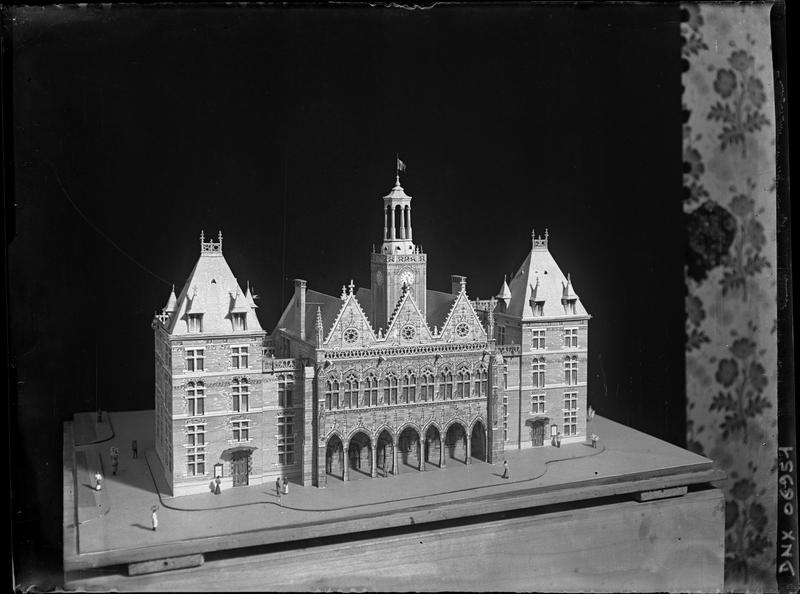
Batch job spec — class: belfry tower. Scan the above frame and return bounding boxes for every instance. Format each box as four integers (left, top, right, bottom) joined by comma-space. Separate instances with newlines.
370, 175, 427, 331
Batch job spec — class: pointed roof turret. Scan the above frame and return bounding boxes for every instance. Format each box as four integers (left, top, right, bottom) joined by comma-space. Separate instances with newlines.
495, 275, 512, 306
562, 273, 579, 300
245, 282, 258, 308
230, 288, 249, 313
163, 285, 178, 313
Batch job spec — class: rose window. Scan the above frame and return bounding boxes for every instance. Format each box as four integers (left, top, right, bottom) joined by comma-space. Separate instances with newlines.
343, 328, 359, 344
401, 325, 416, 340
455, 322, 469, 337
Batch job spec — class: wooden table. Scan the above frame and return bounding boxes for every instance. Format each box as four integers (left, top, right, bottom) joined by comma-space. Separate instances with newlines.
64, 413, 725, 591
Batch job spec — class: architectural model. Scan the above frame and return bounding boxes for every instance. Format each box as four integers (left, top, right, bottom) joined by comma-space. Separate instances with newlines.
151, 176, 590, 497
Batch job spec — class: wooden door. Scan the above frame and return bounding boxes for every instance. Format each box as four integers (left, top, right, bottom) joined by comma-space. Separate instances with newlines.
231, 453, 250, 487
532, 422, 544, 447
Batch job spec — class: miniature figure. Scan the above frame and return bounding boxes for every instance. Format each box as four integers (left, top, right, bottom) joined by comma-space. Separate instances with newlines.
151, 505, 159, 532
282, 477, 289, 495
131, 440, 138, 459
94, 471, 103, 491
110, 447, 119, 475
501, 460, 509, 479
214, 476, 221, 495
591, 434, 599, 448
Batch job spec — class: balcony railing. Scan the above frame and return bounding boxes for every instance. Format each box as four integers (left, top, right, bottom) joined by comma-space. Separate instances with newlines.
497, 344, 521, 356
263, 357, 298, 372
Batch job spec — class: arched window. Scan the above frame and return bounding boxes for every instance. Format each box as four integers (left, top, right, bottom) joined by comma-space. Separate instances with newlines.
187, 381, 205, 416
365, 373, 379, 407
344, 374, 359, 409
439, 368, 453, 400
532, 358, 546, 388
325, 378, 340, 410
474, 366, 488, 397
384, 373, 398, 405
402, 372, 416, 403
564, 356, 578, 385
420, 371, 434, 402
456, 368, 471, 398
231, 378, 249, 412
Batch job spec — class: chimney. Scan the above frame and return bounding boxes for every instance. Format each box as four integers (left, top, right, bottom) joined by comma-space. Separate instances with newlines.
451, 275, 467, 295
294, 279, 307, 341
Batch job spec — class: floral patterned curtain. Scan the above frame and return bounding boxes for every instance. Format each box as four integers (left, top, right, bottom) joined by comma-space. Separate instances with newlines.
682, 4, 777, 590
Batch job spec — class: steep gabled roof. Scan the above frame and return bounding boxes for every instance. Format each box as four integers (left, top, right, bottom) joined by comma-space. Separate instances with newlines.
504, 242, 589, 320
167, 250, 263, 336
355, 287, 373, 322
274, 289, 342, 341
425, 289, 458, 329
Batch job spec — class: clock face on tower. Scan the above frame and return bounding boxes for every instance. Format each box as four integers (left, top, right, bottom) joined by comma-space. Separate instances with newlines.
400, 270, 414, 287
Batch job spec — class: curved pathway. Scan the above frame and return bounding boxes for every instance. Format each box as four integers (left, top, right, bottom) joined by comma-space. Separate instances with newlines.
145, 442, 607, 513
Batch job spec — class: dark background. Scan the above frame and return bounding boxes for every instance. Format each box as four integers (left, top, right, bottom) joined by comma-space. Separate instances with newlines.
7, 4, 682, 587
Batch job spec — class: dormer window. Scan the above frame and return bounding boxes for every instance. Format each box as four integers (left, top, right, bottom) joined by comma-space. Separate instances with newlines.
563, 300, 576, 315
532, 301, 545, 317
188, 314, 203, 333
232, 312, 247, 331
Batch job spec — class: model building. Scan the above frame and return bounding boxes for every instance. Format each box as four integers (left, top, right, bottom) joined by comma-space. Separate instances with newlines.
151, 176, 590, 496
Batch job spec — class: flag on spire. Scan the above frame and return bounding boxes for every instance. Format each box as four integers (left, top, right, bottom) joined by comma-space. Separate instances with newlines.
397, 157, 406, 172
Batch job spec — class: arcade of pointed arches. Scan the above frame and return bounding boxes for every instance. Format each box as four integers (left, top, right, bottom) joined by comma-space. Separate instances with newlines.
323, 417, 488, 482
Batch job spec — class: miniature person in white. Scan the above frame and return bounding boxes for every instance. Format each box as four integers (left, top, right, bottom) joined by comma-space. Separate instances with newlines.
151, 506, 159, 531
94, 471, 103, 491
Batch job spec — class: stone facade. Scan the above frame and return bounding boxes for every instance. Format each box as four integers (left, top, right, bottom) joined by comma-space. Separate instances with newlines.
153, 177, 591, 496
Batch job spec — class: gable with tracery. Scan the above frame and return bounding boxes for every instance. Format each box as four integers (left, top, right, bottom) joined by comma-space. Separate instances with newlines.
324, 295, 377, 349
438, 292, 488, 343
383, 290, 434, 346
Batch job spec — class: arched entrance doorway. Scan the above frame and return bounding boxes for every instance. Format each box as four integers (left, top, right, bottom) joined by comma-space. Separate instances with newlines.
347, 432, 372, 479
326, 434, 345, 480
376, 430, 394, 476
445, 423, 467, 464
424, 425, 442, 468
397, 426, 421, 472
470, 420, 487, 462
